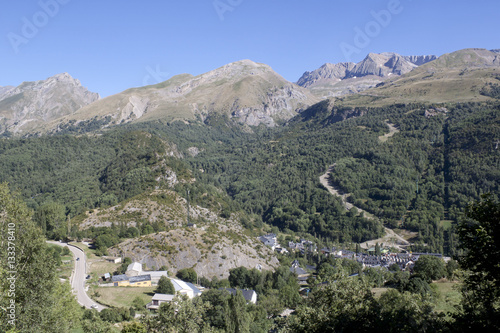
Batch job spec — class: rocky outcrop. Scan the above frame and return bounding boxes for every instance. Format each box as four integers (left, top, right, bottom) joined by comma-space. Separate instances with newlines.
80, 189, 279, 279
109, 225, 279, 279
403, 55, 438, 66
0, 73, 99, 134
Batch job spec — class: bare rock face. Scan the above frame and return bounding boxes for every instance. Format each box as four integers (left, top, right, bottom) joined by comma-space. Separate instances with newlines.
297, 62, 356, 88
80, 189, 279, 279
0, 73, 99, 134
297, 52, 437, 98
403, 55, 438, 66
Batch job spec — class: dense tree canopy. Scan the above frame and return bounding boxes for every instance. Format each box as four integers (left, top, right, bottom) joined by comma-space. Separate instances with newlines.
455, 195, 500, 331
0, 183, 81, 333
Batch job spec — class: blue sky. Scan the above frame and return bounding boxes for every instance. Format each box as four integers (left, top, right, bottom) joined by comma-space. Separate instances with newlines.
1, 0, 499, 97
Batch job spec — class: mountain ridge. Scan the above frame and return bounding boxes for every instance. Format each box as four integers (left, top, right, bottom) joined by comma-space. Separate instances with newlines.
296, 52, 437, 98
342, 48, 500, 106
41, 59, 319, 132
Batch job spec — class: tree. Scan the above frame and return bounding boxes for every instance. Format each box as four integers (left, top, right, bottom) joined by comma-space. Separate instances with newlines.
378, 289, 444, 332
141, 296, 211, 333
33, 202, 66, 239
131, 296, 146, 312
200, 289, 231, 330
121, 322, 147, 333
0, 183, 81, 333
156, 276, 175, 294
454, 195, 500, 331
413, 255, 446, 282
445, 259, 459, 280
81, 310, 117, 333
286, 270, 378, 332
176, 268, 198, 284
117, 257, 132, 274
226, 291, 250, 333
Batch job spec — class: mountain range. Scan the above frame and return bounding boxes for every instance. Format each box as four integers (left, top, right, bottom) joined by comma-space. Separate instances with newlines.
1, 48, 499, 136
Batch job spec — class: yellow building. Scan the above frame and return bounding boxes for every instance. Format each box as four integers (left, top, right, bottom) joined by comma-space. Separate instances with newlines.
112, 274, 152, 287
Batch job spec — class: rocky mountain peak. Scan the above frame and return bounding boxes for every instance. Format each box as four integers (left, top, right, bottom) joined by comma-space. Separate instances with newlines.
0, 73, 100, 135
297, 62, 355, 88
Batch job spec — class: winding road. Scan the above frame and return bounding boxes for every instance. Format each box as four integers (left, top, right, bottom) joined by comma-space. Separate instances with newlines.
319, 165, 411, 251
48, 241, 106, 311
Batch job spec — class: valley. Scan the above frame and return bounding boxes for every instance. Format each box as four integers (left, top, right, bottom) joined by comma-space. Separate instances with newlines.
1, 47, 499, 332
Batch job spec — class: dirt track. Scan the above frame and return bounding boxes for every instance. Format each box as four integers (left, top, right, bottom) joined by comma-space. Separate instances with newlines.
319, 164, 411, 250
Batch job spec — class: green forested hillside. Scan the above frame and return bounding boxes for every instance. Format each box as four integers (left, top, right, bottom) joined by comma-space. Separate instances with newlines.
0, 101, 498, 255
0, 131, 173, 215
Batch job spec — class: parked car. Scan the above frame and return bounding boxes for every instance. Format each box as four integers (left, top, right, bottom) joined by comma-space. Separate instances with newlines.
91, 304, 98, 309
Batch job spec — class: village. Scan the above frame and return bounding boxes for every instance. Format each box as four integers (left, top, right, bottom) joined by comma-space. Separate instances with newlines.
84, 231, 446, 313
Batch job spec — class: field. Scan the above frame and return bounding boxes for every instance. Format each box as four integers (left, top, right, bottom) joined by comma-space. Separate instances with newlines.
89, 259, 121, 278
372, 280, 462, 314
92, 286, 156, 308
432, 281, 462, 314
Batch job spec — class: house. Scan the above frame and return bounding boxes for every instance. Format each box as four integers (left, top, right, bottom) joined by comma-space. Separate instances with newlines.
146, 293, 175, 311
103, 273, 111, 281
258, 234, 278, 250
288, 239, 316, 253
125, 262, 143, 277
290, 260, 308, 277
185, 282, 203, 297
221, 288, 258, 304
112, 274, 152, 287
320, 247, 331, 256
170, 278, 199, 299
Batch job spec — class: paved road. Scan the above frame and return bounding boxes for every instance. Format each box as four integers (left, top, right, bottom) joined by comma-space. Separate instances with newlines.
48, 241, 106, 311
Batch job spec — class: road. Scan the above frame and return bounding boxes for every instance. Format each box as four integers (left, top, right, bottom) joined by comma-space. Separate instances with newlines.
319, 164, 369, 217
48, 241, 106, 311
319, 164, 412, 251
